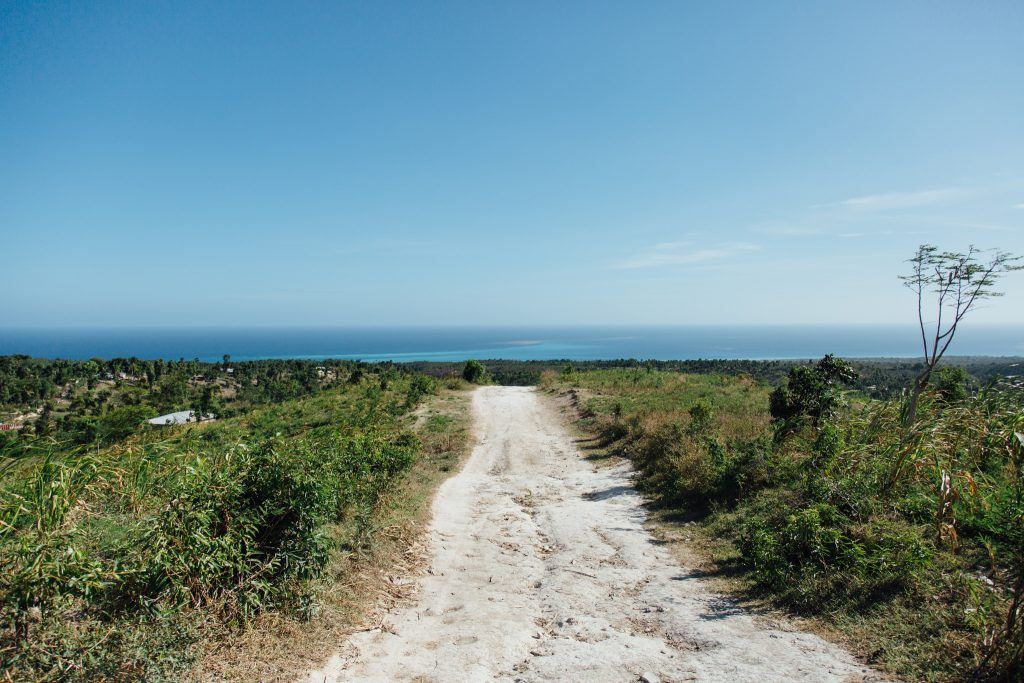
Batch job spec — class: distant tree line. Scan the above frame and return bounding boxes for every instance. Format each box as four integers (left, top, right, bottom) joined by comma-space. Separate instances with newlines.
406, 356, 1022, 395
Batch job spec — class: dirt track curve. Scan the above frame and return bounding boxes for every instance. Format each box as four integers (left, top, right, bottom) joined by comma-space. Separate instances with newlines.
306, 386, 883, 682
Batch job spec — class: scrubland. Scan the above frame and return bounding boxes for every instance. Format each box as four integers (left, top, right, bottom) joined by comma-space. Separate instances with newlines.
544, 365, 1024, 681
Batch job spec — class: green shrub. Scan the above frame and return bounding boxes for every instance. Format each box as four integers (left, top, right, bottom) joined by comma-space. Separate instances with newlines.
406, 374, 438, 406
1, 609, 196, 682
932, 365, 970, 402
97, 405, 156, 445
716, 437, 778, 501
811, 421, 843, 468
629, 417, 776, 509
0, 455, 119, 635
739, 503, 861, 600
130, 427, 417, 619
462, 360, 488, 384
737, 514, 787, 587
439, 373, 467, 390
139, 441, 335, 617
769, 355, 857, 429
687, 400, 714, 435
738, 500, 933, 610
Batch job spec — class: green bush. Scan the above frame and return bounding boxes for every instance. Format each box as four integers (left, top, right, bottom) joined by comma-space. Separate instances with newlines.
139, 442, 333, 617
406, 374, 438, 406
687, 400, 714, 435
461, 360, 488, 384
932, 365, 970, 402
739, 503, 861, 600
0, 456, 112, 640
133, 428, 417, 618
716, 437, 779, 501
811, 421, 843, 468
97, 405, 156, 445
628, 418, 776, 509
769, 355, 856, 429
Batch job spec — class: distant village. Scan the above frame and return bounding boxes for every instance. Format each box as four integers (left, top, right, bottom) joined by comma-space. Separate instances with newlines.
0, 355, 359, 445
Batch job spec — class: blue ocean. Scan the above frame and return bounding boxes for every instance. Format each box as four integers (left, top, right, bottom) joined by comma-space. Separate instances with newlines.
1, 325, 1023, 362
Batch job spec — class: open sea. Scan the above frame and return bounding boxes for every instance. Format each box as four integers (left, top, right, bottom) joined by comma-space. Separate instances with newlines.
1, 325, 1023, 362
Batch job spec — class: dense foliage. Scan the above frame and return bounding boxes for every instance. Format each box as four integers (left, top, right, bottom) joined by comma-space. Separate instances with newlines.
547, 364, 1024, 681
0, 355, 428, 454
460, 359, 489, 384
408, 356, 1022, 395
0, 369, 439, 681
768, 354, 857, 428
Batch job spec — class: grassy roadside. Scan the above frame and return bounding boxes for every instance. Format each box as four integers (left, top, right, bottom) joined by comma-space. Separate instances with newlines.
542, 367, 1023, 682
193, 386, 475, 681
1, 370, 475, 682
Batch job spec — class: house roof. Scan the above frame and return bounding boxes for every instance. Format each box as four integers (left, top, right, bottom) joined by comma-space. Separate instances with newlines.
148, 410, 198, 425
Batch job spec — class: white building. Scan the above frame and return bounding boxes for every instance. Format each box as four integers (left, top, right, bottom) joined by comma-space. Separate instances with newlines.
147, 410, 214, 426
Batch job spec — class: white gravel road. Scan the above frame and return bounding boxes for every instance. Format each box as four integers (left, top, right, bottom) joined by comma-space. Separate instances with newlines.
306, 386, 882, 682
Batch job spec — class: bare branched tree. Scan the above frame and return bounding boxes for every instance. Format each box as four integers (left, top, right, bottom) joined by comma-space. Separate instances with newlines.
900, 244, 1022, 429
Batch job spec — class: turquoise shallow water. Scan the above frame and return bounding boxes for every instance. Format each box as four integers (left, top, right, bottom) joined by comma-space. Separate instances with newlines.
2, 325, 1023, 362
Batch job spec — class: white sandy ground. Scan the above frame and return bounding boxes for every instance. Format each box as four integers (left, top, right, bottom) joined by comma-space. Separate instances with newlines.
306, 386, 886, 682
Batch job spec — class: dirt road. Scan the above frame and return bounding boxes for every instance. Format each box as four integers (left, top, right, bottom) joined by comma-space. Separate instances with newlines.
307, 386, 880, 682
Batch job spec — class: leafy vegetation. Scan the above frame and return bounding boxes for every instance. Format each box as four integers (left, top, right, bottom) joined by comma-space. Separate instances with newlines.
545, 365, 1024, 681
407, 356, 1023, 396
768, 354, 857, 428
0, 355, 394, 453
0, 365, 459, 681
461, 359, 489, 384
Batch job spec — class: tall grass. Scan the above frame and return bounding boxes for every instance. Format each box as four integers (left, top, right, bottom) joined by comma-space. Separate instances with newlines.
0, 374, 430, 681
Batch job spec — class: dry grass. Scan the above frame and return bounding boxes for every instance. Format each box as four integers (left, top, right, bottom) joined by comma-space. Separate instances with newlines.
191, 389, 474, 682
544, 368, 770, 442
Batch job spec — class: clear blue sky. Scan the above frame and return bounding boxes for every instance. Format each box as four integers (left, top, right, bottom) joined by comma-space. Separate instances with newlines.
3, 1, 1023, 326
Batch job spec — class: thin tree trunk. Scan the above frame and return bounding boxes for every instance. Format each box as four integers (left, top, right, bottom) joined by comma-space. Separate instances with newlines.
903, 370, 930, 431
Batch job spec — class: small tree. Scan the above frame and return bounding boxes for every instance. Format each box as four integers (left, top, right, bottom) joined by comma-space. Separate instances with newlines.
34, 401, 54, 436
462, 360, 488, 384
932, 366, 970, 403
196, 385, 220, 419
769, 354, 857, 430
686, 399, 715, 436
900, 245, 1022, 428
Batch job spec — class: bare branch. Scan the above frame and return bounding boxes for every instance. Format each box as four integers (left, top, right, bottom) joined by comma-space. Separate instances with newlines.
900, 244, 1023, 429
